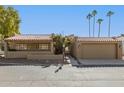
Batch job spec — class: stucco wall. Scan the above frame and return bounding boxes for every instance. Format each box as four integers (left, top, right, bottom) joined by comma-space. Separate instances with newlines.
5, 51, 53, 58
27, 54, 63, 60
72, 41, 122, 59
4, 40, 54, 59
122, 42, 124, 55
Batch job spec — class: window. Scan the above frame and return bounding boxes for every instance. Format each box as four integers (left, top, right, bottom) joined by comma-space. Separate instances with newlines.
8, 42, 16, 50
16, 44, 27, 50
8, 43, 50, 51
39, 44, 50, 50
27, 44, 39, 50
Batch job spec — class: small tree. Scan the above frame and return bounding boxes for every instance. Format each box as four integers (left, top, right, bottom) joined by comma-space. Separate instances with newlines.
51, 33, 72, 54
0, 6, 21, 51
0, 6, 21, 40
51, 33, 64, 54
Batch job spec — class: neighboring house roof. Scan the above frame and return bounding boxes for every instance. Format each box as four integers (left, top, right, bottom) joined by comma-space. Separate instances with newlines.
116, 36, 124, 41
77, 37, 122, 42
5, 34, 52, 41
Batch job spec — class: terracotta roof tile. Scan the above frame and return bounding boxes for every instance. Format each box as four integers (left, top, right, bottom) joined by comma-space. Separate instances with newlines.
117, 36, 124, 41
5, 34, 52, 41
77, 37, 121, 42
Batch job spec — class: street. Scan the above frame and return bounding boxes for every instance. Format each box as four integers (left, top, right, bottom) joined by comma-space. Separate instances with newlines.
0, 65, 124, 86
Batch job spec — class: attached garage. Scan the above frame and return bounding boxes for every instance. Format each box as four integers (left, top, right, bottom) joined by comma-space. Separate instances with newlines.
80, 43, 116, 59
72, 37, 122, 59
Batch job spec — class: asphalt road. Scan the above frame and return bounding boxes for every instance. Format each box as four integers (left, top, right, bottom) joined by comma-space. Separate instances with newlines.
0, 65, 124, 86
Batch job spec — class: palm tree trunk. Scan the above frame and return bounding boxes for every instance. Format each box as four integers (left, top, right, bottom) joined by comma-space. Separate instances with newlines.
93, 16, 95, 37
108, 16, 111, 37
98, 24, 100, 37
89, 19, 91, 37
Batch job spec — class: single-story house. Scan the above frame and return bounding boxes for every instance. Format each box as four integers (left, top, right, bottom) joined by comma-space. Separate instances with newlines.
4, 34, 63, 60
4, 34, 123, 60
71, 37, 122, 59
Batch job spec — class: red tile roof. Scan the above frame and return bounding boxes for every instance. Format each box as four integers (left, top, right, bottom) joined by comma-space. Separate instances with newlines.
117, 36, 124, 41
5, 34, 52, 41
77, 37, 121, 42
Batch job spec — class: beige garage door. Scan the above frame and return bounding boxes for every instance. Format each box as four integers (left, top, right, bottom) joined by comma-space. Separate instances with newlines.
81, 43, 117, 59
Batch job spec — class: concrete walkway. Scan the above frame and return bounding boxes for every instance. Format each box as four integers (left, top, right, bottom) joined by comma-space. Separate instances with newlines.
69, 56, 79, 66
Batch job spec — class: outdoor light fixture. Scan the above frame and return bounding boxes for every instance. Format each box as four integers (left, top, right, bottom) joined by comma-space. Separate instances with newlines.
78, 44, 80, 48
119, 43, 122, 48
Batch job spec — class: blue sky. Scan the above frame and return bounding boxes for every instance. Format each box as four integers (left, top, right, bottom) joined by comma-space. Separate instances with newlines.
12, 5, 124, 37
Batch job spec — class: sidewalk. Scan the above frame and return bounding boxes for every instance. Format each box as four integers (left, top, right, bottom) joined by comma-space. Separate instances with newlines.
0, 65, 124, 86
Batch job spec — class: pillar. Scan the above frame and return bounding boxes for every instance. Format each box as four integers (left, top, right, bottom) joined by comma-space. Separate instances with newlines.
4, 41, 8, 58
117, 42, 122, 59
51, 42, 54, 54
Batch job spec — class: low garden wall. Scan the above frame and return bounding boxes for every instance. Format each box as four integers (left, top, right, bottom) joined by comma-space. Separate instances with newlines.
27, 54, 63, 60
5, 51, 63, 61
5, 51, 53, 58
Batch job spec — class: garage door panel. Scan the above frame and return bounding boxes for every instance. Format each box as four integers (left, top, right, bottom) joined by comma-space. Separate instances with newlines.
81, 44, 116, 59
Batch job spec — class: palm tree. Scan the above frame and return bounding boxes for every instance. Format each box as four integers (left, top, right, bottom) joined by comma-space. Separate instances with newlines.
86, 13, 92, 37
107, 11, 114, 37
97, 19, 103, 37
92, 10, 97, 37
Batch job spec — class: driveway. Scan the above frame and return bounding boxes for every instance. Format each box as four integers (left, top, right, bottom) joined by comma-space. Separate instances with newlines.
69, 56, 124, 67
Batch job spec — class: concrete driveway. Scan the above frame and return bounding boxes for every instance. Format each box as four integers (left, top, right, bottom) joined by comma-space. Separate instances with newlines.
69, 56, 124, 67
1, 64, 124, 86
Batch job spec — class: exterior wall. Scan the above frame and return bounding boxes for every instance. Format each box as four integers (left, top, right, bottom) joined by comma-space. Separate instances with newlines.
71, 37, 78, 57
27, 54, 63, 60
4, 41, 7, 56
122, 41, 124, 56
5, 51, 53, 58
4, 40, 54, 59
72, 41, 122, 59
50, 42, 54, 54
117, 41, 122, 59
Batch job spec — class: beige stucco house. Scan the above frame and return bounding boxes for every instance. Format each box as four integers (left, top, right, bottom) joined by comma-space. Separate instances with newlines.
4, 34, 123, 60
71, 37, 122, 59
4, 34, 63, 60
